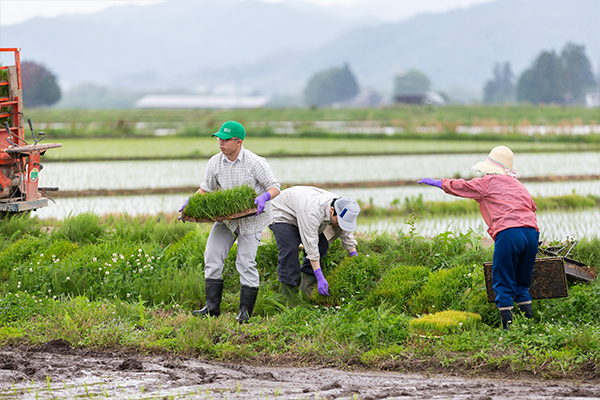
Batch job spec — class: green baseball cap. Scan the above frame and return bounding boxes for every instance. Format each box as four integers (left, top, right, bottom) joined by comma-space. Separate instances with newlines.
212, 121, 246, 140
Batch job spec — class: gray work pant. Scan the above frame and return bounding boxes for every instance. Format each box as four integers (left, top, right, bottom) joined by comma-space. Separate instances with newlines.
204, 222, 261, 288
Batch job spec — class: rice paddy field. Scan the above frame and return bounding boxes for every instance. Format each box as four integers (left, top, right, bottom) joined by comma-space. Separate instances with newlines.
33, 151, 600, 241
23, 106, 600, 240
3, 107, 600, 393
41, 152, 600, 190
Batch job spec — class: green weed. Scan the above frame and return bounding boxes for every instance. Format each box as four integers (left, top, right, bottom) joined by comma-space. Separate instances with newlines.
53, 212, 104, 244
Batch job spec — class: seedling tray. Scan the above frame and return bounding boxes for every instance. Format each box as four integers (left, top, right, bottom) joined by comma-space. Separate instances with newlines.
181, 207, 257, 223
483, 256, 568, 303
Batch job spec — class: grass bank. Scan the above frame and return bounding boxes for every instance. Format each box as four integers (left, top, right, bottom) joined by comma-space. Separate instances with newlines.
41, 137, 600, 161
359, 193, 600, 218
0, 213, 599, 380
26, 106, 600, 127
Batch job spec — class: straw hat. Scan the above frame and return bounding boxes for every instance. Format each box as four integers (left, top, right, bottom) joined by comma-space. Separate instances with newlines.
471, 146, 519, 177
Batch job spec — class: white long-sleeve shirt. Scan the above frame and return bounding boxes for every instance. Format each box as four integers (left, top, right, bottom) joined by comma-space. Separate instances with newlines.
271, 186, 358, 261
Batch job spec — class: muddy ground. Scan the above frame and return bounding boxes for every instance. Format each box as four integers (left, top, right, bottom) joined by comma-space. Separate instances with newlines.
0, 340, 599, 399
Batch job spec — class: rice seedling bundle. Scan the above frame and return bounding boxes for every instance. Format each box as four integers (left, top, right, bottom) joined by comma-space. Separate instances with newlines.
182, 185, 257, 222
409, 310, 481, 336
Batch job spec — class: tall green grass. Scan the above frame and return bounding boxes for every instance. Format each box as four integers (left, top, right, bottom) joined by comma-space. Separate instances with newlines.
0, 212, 598, 379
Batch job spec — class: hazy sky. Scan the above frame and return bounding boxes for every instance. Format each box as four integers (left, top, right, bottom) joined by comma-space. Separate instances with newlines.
0, 0, 500, 26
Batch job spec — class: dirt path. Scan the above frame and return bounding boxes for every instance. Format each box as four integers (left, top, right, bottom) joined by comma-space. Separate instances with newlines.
0, 341, 599, 399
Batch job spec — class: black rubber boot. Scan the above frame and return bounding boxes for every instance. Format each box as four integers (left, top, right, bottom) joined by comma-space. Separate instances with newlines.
299, 272, 317, 297
236, 285, 259, 323
518, 303, 533, 319
192, 278, 223, 318
499, 309, 513, 330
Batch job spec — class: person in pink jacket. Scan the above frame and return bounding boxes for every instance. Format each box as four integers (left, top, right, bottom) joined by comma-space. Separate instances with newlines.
418, 145, 539, 330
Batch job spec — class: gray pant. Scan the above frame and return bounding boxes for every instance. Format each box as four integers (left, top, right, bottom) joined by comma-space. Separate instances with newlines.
204, 222, 261, 288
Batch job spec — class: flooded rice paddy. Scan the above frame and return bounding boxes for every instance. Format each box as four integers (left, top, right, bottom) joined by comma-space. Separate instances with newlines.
33, 152, 600, 241
31, 194, 600, 241
41, 152, 600, 190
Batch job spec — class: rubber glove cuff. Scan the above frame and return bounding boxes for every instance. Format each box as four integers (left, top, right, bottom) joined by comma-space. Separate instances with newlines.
348, 251, 358, 257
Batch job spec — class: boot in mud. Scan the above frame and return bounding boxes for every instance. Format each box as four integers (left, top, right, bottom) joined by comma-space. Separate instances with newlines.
236, 285, 259, 323
517, 302, 533, 319
299, 272, 317, 297
192, 278, 223, 318
499, 309, 513, 330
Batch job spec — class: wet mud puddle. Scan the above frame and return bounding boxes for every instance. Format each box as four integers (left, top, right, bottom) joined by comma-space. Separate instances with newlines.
0, 342, 599, 399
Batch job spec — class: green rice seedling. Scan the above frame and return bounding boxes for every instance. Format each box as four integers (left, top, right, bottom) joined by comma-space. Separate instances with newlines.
53, 212, 105, 244
409, 310, 482, 336
183, 186, 257, 220
312, 254, 381, 305
365, 265, 429, 311
409, 264, 474, 315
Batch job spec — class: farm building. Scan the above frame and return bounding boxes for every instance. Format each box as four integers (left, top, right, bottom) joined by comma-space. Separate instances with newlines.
135, 94, 271, 109
393, 91, 445, 105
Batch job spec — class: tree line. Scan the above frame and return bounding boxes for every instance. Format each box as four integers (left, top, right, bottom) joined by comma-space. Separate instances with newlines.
304, 41, 597, 107
484, 42, 597, 105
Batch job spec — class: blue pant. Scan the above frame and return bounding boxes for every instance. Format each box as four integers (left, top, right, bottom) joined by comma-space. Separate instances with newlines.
492, 227, 539, 309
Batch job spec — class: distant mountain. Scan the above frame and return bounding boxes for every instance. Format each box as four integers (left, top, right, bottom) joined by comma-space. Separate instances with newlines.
226, 0, 600, 96
1, 0, 598, 101
0, 0, 362, 88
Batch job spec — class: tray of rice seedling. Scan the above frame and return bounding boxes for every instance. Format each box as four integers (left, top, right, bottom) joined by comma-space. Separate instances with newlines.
181, 185, 258, 223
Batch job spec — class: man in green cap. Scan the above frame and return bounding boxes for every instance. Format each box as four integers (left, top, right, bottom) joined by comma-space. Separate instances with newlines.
185, 121, 280, 323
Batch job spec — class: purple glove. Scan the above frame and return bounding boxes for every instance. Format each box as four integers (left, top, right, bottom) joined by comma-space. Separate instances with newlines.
348, 251, 358, 257
254, 192, 271, 215
179, 198, 189, 212
314, 268, 329, 296
418, 178, 442, 188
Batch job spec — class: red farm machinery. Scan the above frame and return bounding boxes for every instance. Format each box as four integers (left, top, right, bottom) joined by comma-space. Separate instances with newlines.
0, 48, 61, 216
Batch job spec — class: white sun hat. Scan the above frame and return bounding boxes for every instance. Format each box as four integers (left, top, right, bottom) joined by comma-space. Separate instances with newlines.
472, 145, 519, 178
